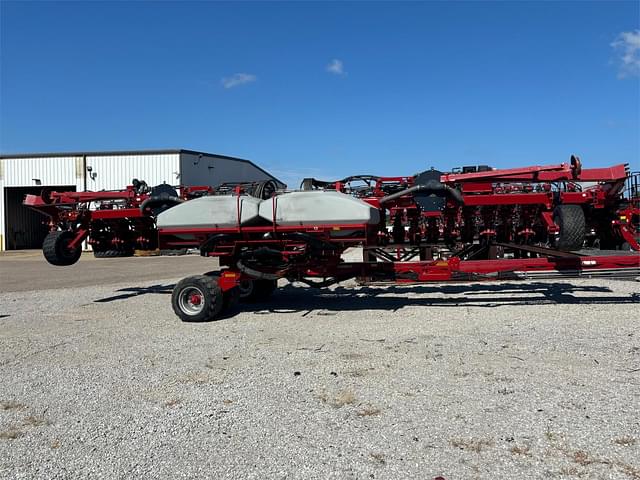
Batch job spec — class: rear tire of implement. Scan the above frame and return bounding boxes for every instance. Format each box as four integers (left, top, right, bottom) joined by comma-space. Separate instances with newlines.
171, 275, 224, 322
223, 287, 241, 312
201, 272, 240, 314
42, 231, 82, 266
553, 205, 585, 251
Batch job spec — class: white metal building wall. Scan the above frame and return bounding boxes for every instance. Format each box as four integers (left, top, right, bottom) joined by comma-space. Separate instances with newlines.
2, 156, 81, 187
0, 151, 274, 250
85, 153, 180, 191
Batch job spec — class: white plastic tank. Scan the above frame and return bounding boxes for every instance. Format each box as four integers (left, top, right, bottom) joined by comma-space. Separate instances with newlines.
259, 191, 380, 226
156, 195, 261, 229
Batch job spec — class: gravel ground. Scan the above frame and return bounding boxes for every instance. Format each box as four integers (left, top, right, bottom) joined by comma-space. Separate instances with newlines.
1, 269, 639, 479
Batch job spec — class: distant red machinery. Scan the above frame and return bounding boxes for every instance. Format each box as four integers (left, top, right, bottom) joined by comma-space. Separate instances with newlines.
24, 156, 640, 322
23, 179, 280, 265
23, 180, 211, 264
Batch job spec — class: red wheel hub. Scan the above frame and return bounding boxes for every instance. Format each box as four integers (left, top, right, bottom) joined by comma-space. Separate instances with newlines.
189, 293, 202, 305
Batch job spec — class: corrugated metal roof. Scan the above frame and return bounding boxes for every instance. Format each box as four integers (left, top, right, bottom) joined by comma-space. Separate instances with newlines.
1, 148, 241, 161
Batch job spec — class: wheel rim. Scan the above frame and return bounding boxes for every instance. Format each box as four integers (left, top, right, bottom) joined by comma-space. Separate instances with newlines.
238, 280, 254, 298
178, 286, 205, 315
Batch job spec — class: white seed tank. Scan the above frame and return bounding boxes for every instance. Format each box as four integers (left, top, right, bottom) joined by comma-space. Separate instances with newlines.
258, 191, 380, 226
156, 195, 261, 229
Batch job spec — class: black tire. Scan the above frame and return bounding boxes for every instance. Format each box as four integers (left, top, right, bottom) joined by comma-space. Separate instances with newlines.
553, 205, 585, 251
201, 272, 240, 313
171, 275, 224, 322
93, 249, 134, 258
238, 279, 277, 302
42, 231, 82, 266
223, 287, 241, 312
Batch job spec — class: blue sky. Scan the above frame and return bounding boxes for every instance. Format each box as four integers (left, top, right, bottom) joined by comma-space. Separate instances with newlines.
1, 1, 638, 188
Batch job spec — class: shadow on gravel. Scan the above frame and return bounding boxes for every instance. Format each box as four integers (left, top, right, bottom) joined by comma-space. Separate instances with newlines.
94, 284, 174, 303
93, 281, 640, 320
242, 282, 640, 316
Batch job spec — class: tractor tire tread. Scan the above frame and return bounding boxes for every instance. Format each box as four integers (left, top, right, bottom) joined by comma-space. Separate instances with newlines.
554, 205, 586, 251
171, 275, 224, 322
42, 231, 82, 266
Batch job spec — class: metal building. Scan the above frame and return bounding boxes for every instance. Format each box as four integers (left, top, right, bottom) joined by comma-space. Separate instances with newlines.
0, 149, 284, 251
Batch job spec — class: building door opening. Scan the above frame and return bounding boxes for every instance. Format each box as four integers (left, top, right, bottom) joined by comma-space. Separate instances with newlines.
4, 186, 76, 250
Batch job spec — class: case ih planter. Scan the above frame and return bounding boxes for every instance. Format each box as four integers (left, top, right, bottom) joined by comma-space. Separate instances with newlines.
22, 180, 276, 261
24, 156, 640, 322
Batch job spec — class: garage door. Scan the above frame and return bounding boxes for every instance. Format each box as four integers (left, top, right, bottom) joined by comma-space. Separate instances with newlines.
4, 186, 76, 249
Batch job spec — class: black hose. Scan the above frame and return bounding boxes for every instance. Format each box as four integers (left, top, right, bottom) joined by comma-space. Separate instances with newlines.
281, 232, 337, 251
236, 260, 282, 280
199, 234, 233, 256
253, 180, 278, 199
379, 180, 464, 205
140, 194, 183, 215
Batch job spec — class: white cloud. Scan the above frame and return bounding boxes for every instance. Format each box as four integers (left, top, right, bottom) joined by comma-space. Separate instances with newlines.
221, 73, 257, 89
326, 59, 345, 75
611, 30, 640, 78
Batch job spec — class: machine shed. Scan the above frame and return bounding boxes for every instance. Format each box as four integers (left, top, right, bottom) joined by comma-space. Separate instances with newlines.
0, 149, 284, 250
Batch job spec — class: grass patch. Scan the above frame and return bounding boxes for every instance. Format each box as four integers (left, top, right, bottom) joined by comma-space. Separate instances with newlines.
572, 450, 592, 466
317, 389, 356, 408
544, 425, 558, 442
553, 445, 640, 479
357, 405, 382, 417
333, 390, 356, 407
0, 428, 22, 440
180, 372, 209, 384
22, 415, 51, 427
559, 465, 580, 476
0, 401, 26, 411
341, 353, 364, 360
369, 452, 386, 464
511, 444, 531, 456
614, 436, 637, 446
449, 437, 494, 453
621, 463, 640, 479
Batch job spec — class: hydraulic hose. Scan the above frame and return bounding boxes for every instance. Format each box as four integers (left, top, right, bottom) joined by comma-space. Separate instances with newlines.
378, 180, 465, 205
236, 260, 282, 280
140, 194, 183, 215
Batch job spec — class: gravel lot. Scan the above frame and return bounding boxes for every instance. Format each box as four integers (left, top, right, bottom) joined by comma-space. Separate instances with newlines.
1, 253, 639, 479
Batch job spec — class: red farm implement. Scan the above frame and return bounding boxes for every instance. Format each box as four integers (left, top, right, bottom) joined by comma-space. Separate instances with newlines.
23, 179, 279, 264
23, 180, 211, 264
24, 156, 640, 322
